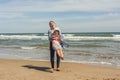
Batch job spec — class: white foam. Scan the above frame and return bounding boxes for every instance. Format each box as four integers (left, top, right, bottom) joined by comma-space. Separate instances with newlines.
0, 34, 120, 41
21, 47, 37, 50
62, 60, 112, 66
113, 34, 120, 37
64, 36, 120, 41
63, 33, 120, 41
0, 35, 48, 40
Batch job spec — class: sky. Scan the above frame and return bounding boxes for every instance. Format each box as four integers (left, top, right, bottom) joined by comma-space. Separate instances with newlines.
0, 0, 120, 33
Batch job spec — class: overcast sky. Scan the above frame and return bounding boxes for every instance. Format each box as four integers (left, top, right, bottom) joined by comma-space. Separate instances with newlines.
0, 0, 120, 33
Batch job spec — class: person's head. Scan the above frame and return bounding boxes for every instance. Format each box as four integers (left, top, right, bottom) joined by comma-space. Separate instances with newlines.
49, 21, 56, 30
53, 30, 60, 36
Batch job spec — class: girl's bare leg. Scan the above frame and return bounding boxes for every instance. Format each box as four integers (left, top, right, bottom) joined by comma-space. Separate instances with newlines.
56, 50, 64, 60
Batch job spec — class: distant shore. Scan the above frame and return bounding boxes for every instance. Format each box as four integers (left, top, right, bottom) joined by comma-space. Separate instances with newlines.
0, 59, 120, 80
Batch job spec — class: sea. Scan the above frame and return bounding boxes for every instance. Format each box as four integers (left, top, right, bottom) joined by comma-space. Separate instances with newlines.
0, 32, 120, 68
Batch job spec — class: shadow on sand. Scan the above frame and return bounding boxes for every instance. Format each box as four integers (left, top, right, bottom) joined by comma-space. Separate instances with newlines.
22, 65, 50, 73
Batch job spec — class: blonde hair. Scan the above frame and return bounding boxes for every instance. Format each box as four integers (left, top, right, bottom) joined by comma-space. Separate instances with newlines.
49, 21, 55, 24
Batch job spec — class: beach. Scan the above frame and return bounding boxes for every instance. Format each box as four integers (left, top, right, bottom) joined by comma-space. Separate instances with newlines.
0, 59, 120, 80
0, 32, 120, 80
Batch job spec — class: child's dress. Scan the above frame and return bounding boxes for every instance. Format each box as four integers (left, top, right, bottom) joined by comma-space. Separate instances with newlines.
52, 36, 63, 59
52, 40, 62, 50
52, 37, 62, 50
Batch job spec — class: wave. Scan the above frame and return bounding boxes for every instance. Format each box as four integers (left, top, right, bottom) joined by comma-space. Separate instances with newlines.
64, 34, 120, 41
0, 45, 39, 50
20, 47, 37, 50
0, 33, 120, 41
113, 34, 120, 37
64, 33, 114, 37
64, 36, 120, 41
0, 34, 48, 40
63, 60, 112, 66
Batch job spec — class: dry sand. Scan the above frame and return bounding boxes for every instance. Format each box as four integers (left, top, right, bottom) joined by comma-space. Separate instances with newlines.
0, 59, 120, 80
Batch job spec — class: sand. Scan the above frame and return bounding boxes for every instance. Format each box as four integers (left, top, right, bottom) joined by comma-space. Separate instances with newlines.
0, 59, 120, 80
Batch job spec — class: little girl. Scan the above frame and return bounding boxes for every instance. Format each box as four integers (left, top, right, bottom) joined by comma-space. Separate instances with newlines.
52, 30, 64, 60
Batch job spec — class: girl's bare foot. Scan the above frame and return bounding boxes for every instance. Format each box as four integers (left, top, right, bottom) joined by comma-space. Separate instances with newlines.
61, 57, 64, 60
56, 68, 60, 71
50, 68, 54, 73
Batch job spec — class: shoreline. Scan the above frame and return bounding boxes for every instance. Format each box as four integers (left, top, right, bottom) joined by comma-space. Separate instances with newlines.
1, 57, 120, 69
0, 59, 120, 80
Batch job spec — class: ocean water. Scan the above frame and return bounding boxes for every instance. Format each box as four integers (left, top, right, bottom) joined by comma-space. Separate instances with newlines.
0, 32, 120, 68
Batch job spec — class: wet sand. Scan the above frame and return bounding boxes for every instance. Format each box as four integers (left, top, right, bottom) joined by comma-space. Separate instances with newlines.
0, 59, 120, 80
